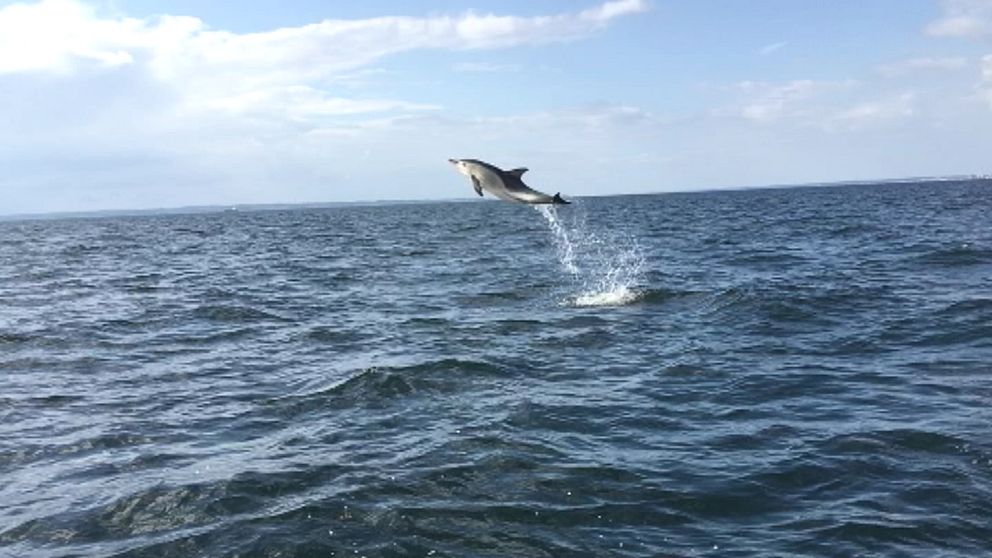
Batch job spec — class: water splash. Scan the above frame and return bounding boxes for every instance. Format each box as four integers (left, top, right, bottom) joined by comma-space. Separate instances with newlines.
537, 204, 578, 275
536, 204, 645, 307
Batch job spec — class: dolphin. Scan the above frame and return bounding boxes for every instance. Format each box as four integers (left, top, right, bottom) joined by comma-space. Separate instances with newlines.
448, 158, 569, 205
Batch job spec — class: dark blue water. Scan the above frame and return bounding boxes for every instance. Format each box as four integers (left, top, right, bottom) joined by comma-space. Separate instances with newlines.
2, 180, 991, 557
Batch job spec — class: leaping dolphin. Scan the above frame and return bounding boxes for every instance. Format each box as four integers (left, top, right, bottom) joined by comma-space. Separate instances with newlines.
448, 158, 569, 205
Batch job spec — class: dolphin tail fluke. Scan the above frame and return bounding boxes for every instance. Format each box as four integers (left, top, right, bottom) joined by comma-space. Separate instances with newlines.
552, 193, 570, 205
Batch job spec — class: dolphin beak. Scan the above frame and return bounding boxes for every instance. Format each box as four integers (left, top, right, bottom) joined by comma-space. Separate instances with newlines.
448, 158, 458, 165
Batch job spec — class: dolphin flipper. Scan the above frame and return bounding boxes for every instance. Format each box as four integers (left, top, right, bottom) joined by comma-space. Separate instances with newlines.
471, 175, 483, 197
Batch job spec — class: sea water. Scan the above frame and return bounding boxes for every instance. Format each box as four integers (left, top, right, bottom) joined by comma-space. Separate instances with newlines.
2, 179, 991, 557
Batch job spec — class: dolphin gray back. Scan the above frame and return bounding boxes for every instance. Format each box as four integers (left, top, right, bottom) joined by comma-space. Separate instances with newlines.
462, 159, 503, 176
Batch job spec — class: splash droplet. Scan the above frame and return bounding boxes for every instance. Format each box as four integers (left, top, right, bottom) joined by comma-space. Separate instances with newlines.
536, 204, 645, 307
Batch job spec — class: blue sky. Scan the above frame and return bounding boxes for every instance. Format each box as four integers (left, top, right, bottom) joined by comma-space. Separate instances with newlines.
1, 0, 991, 214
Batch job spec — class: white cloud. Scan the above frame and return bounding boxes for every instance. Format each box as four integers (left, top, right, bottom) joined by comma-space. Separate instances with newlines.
0, 0, 648, 77
0, 0, 141, 73
0, 0, 651, 214
758, 41, 788, 56
0, 0, 646, 120
717, 79, 921, 133
926, 0, 992, 38
344, 103, 662, 148
923, 3, 992, 111
877, 56, 969, 77
728, 79, 853, 123
580, 0, 650, 22
477, 103, 660, 133
202, 85, 440, 119
453, 61, 521, 73
826, 93, 916, 131
979, 54, 992, 106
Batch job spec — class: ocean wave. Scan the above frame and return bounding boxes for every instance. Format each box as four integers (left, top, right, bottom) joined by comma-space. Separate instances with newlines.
191, 304, 289, 323
4, 183, 992, 557
914, 243, 992, 267
278, 358, 511, 414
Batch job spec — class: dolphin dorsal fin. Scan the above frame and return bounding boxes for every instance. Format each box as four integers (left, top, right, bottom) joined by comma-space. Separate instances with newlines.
507, 167, 528, 178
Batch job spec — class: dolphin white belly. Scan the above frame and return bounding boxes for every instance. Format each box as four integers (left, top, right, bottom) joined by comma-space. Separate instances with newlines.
472, 166, 518, 202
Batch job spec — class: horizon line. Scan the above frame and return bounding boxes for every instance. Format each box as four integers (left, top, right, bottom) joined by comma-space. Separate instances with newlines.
2, 173, 988, 223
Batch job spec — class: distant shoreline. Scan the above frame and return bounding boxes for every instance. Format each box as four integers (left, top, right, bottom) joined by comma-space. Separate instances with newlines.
2, 174, 988, 223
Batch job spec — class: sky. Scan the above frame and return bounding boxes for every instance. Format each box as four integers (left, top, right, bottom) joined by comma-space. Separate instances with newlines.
1, 0, 992, 214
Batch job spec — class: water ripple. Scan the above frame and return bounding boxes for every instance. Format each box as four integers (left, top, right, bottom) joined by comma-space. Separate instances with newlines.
1, 180, 991, 557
